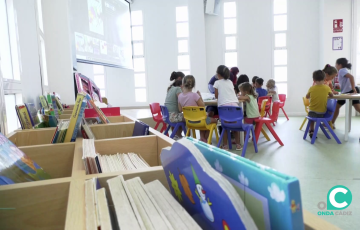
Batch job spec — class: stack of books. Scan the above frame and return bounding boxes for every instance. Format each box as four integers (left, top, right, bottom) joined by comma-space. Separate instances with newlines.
82, 139, 149, 175
85, 176, 201, 230
0, 132, 51, 185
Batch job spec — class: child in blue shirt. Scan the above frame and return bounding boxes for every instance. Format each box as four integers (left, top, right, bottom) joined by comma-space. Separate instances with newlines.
255, 78, 268, 98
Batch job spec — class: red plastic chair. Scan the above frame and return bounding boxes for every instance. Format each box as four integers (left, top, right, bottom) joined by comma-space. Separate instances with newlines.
149, 103, 167, 133
258, 96, 272, 117
254, 102, 284, 146
279, 94, 289, 120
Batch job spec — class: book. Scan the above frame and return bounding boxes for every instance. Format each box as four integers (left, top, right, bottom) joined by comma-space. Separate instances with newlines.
51, 94, 61, 116
146, 180, 201, 230
186, 137, 304, 230
160, 138, 257, 230
64, 93, 87, 142
25, 103, 40, 127
39, 95, 49, 109
85, 178, 97, 230
0, 132, 51, 185
15, 105, 33, 129
54, 94, 64, 112
132, 121, 149, 137
107, 175, 145, 230
85, 94, 110, 123
81, 118, 95, 139
96, 188, 112, 230
46, 93, 55, 116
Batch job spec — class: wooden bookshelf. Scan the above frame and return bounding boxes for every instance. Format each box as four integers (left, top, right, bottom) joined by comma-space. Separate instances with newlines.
0, 114, 338, 230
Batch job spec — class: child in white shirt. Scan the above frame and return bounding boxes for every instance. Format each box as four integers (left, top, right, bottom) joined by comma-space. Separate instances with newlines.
214, 65, 241, 151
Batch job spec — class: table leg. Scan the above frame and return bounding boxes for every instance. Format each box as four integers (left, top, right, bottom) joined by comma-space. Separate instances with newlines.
240, 102, 244, 145
349, 100, 352, 132
344, 99, 350, 141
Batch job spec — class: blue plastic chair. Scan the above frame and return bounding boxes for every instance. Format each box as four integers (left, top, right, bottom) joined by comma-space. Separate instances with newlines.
160, 105, 187, 139
303, 99, 341, 144
217, 106, 258, 157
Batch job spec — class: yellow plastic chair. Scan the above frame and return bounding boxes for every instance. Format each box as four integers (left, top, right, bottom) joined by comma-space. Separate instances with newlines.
300, 97, 334, 130
259, 100, 271, 141
300, 97, 310, 130
183, 106, 219, 144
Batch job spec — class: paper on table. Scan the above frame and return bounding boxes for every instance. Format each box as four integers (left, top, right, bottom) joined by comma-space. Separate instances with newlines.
201, 92, 215, 101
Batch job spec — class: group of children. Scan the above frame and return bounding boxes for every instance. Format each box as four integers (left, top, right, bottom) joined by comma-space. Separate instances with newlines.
164, 57, 360, 148
306, 58, 360, 138
165, 65, 280, 150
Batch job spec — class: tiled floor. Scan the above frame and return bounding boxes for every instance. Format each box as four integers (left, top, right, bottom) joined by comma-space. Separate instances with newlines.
216, 117, 360, 230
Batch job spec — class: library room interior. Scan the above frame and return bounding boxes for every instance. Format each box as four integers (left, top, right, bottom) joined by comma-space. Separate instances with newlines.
1, 0, 360, 229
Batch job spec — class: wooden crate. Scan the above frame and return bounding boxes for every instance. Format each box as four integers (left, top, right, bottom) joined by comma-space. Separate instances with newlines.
61, 110, 73, 115
20, 143, 75, 179
0, 179, 71, 230
59, 114, 71, 119
7, 128, 56, 147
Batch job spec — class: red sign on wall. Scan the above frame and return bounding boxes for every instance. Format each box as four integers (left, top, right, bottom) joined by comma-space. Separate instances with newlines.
333, 19, 343, 33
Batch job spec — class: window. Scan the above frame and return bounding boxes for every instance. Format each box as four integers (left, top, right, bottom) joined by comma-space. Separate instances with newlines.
0, 0, 20, 80
132, 10, 147, 102
35, 0, 48, 88
176, 6, 190, 75
93, 65, 106, 97
4, 94, 22, 134
224, 2, 237, 68
273, 0, 287, 95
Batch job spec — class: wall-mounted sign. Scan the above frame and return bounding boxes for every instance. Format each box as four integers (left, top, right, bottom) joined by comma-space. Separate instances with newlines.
333, 37, 343, 50
333, 19, 343, 33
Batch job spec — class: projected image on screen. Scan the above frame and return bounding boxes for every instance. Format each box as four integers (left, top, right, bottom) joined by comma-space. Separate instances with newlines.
71, 0, 132, 69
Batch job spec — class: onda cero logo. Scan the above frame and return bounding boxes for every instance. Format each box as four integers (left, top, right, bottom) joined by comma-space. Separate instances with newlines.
318, 185, 352, 216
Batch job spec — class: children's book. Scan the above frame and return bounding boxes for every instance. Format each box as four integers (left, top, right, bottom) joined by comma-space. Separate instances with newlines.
25, 103, 40, 127
64, 92, 87, 142
39, 95, 49, 109
186, 137, 304, 230
85, 94, 110, 124
81, 118, 95, 139
0, 132, 51, 185
160, 138, 257, 230
15, 105, 33, 129
132, 121, 149, 137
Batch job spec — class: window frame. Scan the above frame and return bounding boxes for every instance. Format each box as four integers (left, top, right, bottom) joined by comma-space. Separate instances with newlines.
131, 10, 148, 103
223, 1, 238, 68
272, 0, 288, 96
176, 6, 190, 75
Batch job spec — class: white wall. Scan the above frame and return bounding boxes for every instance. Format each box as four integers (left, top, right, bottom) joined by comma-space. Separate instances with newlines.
205, 0, 320, 116
287, 0, 321, 115
42, 0, 75, 104
320, 0, 352, 67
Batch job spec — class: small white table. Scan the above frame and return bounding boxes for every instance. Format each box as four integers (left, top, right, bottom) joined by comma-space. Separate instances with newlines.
204, 99, 246, 145
331, 94, 360, 141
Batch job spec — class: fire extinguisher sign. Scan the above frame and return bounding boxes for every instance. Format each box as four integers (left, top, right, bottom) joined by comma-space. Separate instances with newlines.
333, 19, 343, 33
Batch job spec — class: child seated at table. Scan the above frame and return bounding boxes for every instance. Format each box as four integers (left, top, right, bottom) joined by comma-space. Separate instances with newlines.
306, 70, 334, 138
238, 82, 260, 125
178, 75, 217, 143
214, 65, 241, 150
312, 64, 338, 95
255, 78, 268, 98
266, 79, 279, 101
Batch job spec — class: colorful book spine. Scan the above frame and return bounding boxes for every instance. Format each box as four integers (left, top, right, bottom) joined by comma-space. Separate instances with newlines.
64, 93, 86, 142
70, 101, 87, 142
51, 95, 60, 117
16, 105, 33, 129
25, 103, 38, 127
39, 95, 49, 109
